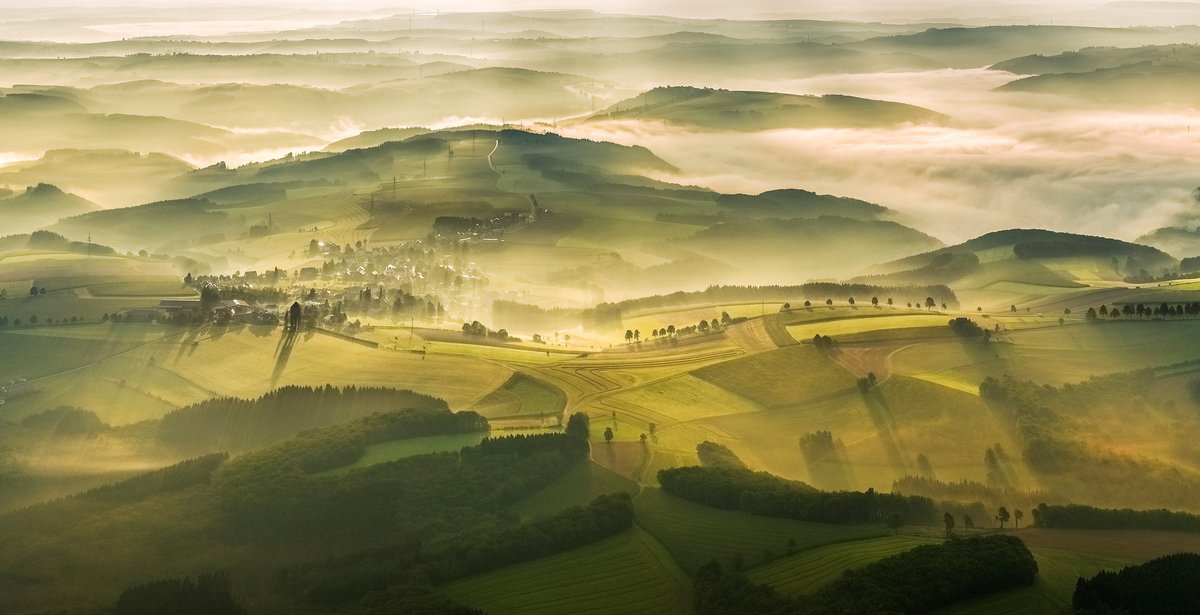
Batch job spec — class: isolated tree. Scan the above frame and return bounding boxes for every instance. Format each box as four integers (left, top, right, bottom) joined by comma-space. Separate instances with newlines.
1010, 304, 1017, 313
964, 514, 974, 529
289, 301, 301, 330
887, 512, 904, 534
997, 506, 1011, 529
1014, 509, 1024, 529
803, 300, 811, 308
1085, 307, 1098, 322
603, 427, 614, 443
886, 297, 893, 306
871, 296, 879, 307
825, 299, 833, 307
925, 297, 936, 310
1063, 308, 1071, 316
667, 324, 676, 336
634, 329, 640, 341
721, 311, 732, 325
698, 319, 710, 333
782, 302, 791, 310
1099, 304, 1108, 317
943, 512, 956, 538
625, 329, 634, 342
710, 318, 719, 330
648, 422, 657, 434
29, 285, 37, 296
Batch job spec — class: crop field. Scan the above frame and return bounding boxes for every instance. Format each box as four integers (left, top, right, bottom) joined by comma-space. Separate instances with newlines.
633, 488, 883, 574
786, 313, 952, 341
745, 534, 938, 597
441, 529, 692, 615
423, 340, 573, 365
0, 294, 157, 323
509, 461, 639, 520
692, 345, 857, 409
85, 279, 194, 297
608, 374, 764, 423
0, 324, 171, 381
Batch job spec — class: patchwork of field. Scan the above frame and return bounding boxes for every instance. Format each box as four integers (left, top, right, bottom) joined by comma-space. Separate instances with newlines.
469, 374, 566, 420
441, 529, 693, 615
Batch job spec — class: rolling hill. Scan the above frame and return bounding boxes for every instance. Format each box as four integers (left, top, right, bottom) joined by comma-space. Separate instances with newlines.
585, 86, 943, 130
994, 45, 1200, 105
0, 184, 100, 234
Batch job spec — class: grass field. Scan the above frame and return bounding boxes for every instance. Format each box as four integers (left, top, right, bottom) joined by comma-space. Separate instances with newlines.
745, 534, 938, 597
692, 345, 856, 409
633, 488, 884, 574
509, 461, 639, 520
441, 528, 693, 615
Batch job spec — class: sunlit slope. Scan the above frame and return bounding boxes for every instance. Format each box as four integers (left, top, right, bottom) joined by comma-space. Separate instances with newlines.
586, 86, 942, 130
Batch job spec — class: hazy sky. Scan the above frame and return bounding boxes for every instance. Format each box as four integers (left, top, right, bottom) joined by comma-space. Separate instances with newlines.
0, 1, 1124, 20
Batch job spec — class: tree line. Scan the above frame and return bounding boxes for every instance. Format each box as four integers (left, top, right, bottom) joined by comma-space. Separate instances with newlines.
1074, 553, 1200, 614
657, 465, 938, 526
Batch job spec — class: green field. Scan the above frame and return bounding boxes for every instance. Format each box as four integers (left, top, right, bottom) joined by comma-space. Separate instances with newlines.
746, 534, 938, 596
441, 528, 693, 615
509, 461, 640, 520
633, 488, 884, 574
692, 345, 857, 409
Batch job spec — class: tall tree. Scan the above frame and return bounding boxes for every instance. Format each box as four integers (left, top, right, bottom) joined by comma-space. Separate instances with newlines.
943, 512, 956, 538
997, 506, 1011, 529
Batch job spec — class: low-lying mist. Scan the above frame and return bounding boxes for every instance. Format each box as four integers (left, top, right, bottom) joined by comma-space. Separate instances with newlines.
561, 68, 1200, 244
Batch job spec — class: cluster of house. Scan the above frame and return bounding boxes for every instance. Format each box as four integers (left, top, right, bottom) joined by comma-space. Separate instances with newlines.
115, 299, 280, 325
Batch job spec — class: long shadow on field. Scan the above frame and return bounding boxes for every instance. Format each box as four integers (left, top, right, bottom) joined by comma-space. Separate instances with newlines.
271, 328, 298, 388
862, 391, 909, 474
171, 327, 203, 365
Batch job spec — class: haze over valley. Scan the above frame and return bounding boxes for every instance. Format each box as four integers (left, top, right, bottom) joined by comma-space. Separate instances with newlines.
3, 2, 1200, 614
